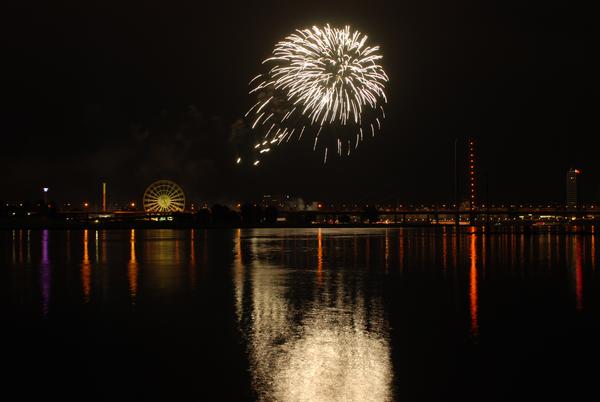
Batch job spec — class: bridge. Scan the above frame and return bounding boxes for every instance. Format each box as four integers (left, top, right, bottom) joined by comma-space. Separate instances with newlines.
5, 205, 597, 229
280, 206, 600, 225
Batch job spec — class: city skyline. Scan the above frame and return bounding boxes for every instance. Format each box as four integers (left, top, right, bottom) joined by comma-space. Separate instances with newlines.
1, 144, 594, 209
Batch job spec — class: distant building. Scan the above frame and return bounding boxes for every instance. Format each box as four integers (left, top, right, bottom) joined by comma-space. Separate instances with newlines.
566, 168, 580, 207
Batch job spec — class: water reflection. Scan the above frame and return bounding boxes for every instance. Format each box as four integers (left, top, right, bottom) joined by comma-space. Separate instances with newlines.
190, 229, 195, 264
95, 230, 99, 263
270, 299, 391, 401
144, 230, 178, 262
519, 233, 525, 270
384, 229, 390, 271
398, 228, 404, 272
469, 231, 479, 339
189, 229, 197, 291
452, 230, 457, 270
442, 227, 447, 272
235, 229, 393, 401
40, 229, 51, 317
26, 229, 31, 264
546, 231, 552, 267
19, 229, 24, 265
572, 236, 583, 311
317, 228, 323, 285
82, 229, 91, 303
101, 230, 107, 264
591, 233, 596, 272
128, 229, 138, 306
66, 230, 71, 263
12, 230, 16, 264
3, 227, 600, 400
141, 230, 185, 294
234, 229, 244, 322
481, 232, 487, 280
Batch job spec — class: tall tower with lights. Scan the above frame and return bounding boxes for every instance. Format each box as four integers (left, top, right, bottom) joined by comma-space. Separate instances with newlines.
468, 138, 477, 212
102, 182, 107, 212
566, 168, 580, 208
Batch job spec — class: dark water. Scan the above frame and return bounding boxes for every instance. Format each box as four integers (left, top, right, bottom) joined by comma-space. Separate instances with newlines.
1, 228, 599, 401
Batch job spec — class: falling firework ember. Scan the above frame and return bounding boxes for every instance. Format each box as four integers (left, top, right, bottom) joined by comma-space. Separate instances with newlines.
241, 24, 388, 165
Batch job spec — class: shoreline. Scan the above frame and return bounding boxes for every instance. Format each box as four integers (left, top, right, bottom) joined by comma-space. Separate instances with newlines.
1, 220, 598, 235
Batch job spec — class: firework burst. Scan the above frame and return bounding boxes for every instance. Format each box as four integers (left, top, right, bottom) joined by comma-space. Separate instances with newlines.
241, 24, 388, 165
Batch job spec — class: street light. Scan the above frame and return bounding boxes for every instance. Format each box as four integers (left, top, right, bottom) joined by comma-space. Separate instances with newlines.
43, 187, 49, 204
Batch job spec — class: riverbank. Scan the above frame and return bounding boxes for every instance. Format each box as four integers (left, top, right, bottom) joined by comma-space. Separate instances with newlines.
1, 218, 599, 235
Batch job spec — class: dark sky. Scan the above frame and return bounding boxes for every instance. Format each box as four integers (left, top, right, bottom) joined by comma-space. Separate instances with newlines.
0, 1, 594, 206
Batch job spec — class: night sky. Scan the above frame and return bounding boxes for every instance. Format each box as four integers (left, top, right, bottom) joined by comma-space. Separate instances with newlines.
0, 1, 593, 205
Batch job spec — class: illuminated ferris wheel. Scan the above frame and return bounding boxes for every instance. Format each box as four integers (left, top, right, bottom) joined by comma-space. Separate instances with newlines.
143, 180, 186, 213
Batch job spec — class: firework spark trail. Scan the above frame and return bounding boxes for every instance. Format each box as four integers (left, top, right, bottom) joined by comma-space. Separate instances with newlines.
242, 24, 388, 165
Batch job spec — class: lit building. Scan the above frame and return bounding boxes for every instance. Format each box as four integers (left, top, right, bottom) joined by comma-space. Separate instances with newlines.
566, 168, 580, 208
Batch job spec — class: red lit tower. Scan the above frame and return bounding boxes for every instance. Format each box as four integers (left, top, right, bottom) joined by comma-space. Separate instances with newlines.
468, 138, 476, 213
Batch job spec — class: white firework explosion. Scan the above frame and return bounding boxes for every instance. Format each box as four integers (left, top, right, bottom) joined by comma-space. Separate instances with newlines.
242, 24, 388, 165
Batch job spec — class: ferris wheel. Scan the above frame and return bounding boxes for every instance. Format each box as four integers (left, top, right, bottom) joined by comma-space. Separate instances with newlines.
143, 180, 186, 213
